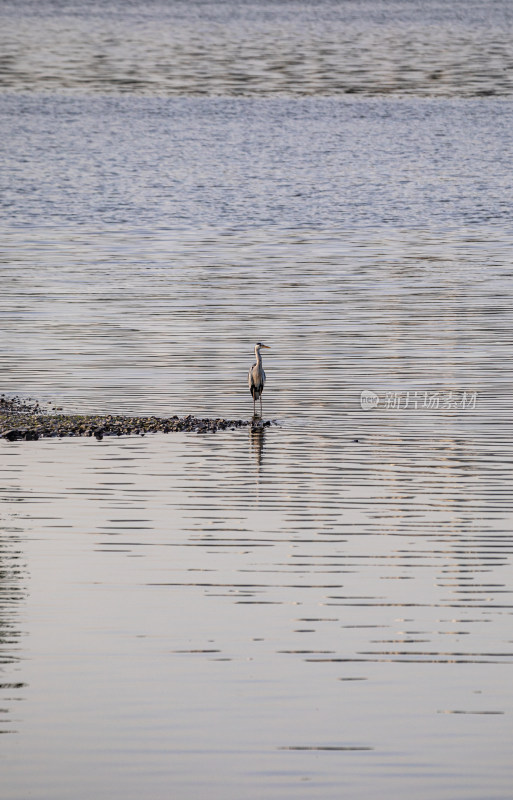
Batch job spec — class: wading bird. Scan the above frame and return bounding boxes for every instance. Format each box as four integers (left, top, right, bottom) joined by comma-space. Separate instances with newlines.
248, 342, 270, 417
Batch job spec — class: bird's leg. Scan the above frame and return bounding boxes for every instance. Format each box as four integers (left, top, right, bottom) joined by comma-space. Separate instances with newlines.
260, 396, 263, 417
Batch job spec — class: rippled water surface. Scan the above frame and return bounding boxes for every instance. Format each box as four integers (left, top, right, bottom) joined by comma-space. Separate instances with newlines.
1, 428, 513, 799
1, 0, 513, 96
1, 1, 513, 799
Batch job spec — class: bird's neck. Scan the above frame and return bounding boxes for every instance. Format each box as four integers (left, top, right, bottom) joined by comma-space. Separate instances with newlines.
255, 348, 262, 365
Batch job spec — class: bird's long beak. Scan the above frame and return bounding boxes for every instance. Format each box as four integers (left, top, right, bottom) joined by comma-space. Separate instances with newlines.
261, 344, 271, 349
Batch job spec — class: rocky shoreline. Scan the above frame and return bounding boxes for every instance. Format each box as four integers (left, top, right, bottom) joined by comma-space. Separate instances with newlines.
0, 396, 272, 442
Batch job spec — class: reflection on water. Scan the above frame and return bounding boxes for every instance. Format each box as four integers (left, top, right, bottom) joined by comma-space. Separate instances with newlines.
1, 225, 512, 423
1, 0, 513, 796
0, 427, 512, 798
0, 516, 26, 736
249, 423, 265, 469
1, 161, 512, 800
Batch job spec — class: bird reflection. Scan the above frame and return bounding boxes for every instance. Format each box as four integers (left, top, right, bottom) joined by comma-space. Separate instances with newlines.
249, 421, 266, 468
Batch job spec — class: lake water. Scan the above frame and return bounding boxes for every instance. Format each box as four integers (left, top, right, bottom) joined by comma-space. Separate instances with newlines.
1, 2, 513, 799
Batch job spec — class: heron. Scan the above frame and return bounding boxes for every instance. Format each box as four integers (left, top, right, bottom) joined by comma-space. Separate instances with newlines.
248, 342, 270, 417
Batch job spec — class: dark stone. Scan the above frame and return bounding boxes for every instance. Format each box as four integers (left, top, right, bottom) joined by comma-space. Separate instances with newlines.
4, 429, 22, 441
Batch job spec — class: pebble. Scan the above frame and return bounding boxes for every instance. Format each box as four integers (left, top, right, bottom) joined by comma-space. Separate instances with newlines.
0, 396, 278, 443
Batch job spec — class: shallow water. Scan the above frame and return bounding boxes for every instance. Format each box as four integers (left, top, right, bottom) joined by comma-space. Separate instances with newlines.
1, 1, 513, 798
1, 427, 512, 799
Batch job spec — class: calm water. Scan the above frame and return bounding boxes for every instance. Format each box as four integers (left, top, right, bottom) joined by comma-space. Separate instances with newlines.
1, 2, 513, 798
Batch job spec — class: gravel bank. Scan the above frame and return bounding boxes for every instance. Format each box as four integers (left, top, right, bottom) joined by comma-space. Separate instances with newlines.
1, 396, 272, 441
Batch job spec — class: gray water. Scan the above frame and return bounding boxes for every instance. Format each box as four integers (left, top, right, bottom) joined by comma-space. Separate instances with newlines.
1, 2, 513, 799
1, 0, 513, 97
